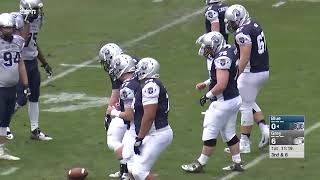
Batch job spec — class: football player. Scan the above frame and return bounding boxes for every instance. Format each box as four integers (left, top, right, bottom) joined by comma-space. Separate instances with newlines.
99, 43, 133, 179
10, 0, 53, 141
0, 13, 29, 160
181, 32, 244, 172
130, 57, 173, 180
224, 4, 270, 153
204, 0, 229, 42
106, 54, 140, 179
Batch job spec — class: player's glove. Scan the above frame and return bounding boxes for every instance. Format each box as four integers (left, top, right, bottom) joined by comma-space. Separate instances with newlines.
104, 114, 112, 132
23, 85, 31, 97
41, 63, 53, 78
134, 137, 143, 155
199, 95, 209, 106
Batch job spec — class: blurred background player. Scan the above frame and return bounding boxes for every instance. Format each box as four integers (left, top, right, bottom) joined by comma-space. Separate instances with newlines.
130, 57, 173, 180
204, 0, 229, 42
99, 43, 131, 179
0, 13, 30, 160
181, 32, 244, 173
107, 54, 139, 180
8, 0, 53, 141
224, 4, 270, 153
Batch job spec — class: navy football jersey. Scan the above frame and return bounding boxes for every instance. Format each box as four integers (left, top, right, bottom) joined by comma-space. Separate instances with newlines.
210, 44, 240, 100
119, 77, 141, 127
235, 18, 269, 73
134, 79, 169, 134
205, 2, 229, 42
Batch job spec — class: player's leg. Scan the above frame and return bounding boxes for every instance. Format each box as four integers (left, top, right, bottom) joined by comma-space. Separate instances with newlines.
253, 103, 270, 148
220, 98, 244, 171
28, 65, 52, 141
181, 102, 226, 173
107, 117, 127, 178
131, 127, 173, 180
121, 122, 136, 179
0, 87, 20, 160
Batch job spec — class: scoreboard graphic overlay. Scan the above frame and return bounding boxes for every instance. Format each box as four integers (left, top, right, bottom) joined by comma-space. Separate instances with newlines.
269, 115, 304, 158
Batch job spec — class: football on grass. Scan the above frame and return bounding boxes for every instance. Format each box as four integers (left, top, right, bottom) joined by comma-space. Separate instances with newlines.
67, 167, 88, 180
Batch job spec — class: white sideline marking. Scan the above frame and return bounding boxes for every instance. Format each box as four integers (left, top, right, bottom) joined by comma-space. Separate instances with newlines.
60, 63, 101, 68
0, 167, 20, 176
219, 121, 320, 180
272, 1, 286, 7
41, 8, 203, 87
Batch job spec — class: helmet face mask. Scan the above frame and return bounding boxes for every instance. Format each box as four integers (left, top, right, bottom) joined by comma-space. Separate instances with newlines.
205, 0, 221, 5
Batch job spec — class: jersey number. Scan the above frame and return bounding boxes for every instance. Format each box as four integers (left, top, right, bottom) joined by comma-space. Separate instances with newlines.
25, 33, 38, 47
3, 52, 20, 67
257, 32, 267, 54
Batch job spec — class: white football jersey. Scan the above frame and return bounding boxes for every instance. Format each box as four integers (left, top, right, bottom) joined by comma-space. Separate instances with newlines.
21, 16, 43, 60
0, 35, 25, 87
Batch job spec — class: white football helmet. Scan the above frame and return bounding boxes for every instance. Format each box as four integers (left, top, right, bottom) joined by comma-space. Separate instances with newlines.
0, 13, 15, 28
135, 57, 160, 80
224, 4, 250, 33
196, 31, 226, 57
206, 0, 221, 5
11, 12, 25, 30
20, 0, 44, 22
109, 54, 136, 80
99, 43, 123, 72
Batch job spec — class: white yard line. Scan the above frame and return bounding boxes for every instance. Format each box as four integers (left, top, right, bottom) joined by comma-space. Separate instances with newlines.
60, 63, 101, 68
41, 8, 203, 87
289, 0, 320, 2
272, 1, 286, 7
219, 121, 320, 180
0, 167, 20, 176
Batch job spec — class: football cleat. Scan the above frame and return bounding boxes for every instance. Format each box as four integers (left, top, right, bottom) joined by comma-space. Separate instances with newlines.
109, 171, 121, 178
30, 128, 53, 141
0, 148, 20, 161
121, 173, 130, 180
181, 160, 205, 173
222, 162, 245, 171
6, 127, 14, 140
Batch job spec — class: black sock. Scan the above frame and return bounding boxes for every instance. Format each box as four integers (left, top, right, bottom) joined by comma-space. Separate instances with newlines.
241, 133, 251, 138
257, 119, 266, 125
120, 163, 128, 174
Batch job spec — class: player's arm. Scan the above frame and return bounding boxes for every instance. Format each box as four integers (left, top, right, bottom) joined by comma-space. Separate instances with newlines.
205, 10, 219, 32
201, 57, 231, 104
236, 32, 252, 74
37, 45, 53, 78
110, 87, 135, 121
137, 82, 160, 139
20, 22, 30, 40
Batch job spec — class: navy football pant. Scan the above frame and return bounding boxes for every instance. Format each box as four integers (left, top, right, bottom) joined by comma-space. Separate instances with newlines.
0, 86, 16, 127
16, 59, 40, 106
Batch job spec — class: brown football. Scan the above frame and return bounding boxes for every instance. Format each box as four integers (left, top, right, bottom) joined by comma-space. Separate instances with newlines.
67, 167, 88, 180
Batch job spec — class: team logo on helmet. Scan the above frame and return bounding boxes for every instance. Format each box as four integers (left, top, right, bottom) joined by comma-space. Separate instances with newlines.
211, 35, 220, 44
233, 9, 241, 17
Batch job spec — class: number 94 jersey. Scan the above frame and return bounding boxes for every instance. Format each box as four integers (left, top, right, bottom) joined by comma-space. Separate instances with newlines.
21, 16, 43, 60
235, 18, 269, 73
0, 35, 25, 87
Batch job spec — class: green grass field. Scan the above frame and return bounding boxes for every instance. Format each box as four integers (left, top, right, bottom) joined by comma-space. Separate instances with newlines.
0, 0, 320, 179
